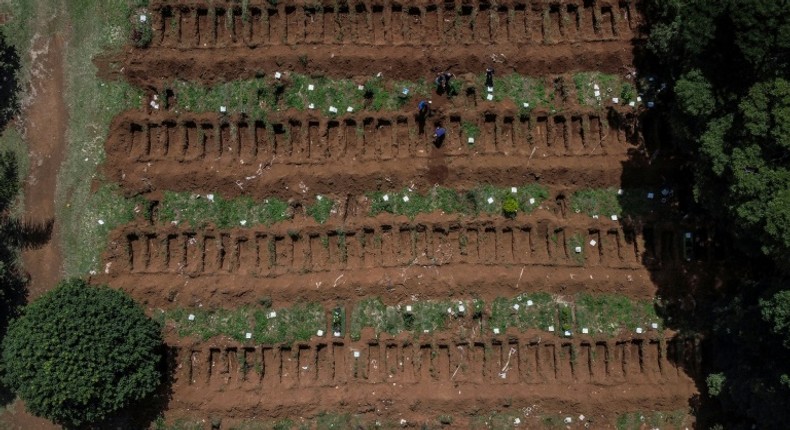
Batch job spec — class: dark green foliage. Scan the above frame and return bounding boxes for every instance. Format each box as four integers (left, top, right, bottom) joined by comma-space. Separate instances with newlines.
706, 373, 726, 397
646, 0, 790, 267
646, 1, 790, 427
1, 279, 163, 427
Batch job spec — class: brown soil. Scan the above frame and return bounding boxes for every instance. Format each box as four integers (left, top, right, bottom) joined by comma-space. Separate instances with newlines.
95, 212, 700, 308
103, 107, 652, 198
106, 0, 641, 87
20, 0, 700, 426
19, 34, 67, 299
163, 331, 697, 427
1, 2, 67, 430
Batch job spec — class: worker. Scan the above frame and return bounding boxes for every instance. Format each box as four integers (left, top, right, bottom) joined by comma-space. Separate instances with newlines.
435, 71, 454, 94
485, 67, 495, 88
418, 100, 431, 118
433, 126, 446, 147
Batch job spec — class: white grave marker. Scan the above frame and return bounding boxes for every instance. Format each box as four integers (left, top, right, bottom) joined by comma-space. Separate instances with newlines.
188, 314, 195, 321
245, 332, 252, 339
328, 106, 338, 113
317, 330, 324, 336
307, 84, 315, 91
582, 328, 589, 334
589, 239, 597, 246
468, 137, 475, 144
274, 71, 282, 79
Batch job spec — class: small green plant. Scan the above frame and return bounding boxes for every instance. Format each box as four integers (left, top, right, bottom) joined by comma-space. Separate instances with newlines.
620, 83, 636, 102
502, 195, 519, 218
132, 19, 153, 48
438, 415, 454, 425
306, 196, 334, 224
706, 373, 726, 396
461, 121, 480, 143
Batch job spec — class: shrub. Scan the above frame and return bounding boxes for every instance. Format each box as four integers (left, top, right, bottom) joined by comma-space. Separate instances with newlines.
131, 20, 153, 48
502, 196, 519, 218
706, 373, 726, 397
1, 279, 163, 427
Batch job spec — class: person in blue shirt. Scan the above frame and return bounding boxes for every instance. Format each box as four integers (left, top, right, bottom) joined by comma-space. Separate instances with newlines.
433, 126, 446, 147
418, 100, 430, 118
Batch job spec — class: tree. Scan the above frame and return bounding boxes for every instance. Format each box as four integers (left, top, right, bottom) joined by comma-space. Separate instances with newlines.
1, 279, 163, 428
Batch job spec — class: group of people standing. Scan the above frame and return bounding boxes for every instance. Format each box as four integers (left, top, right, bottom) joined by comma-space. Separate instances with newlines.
423, 67, 495, 147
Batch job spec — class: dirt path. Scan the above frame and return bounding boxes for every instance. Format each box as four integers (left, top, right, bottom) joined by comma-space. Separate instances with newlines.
1, 0, 66, 427
19, 8, 67, 300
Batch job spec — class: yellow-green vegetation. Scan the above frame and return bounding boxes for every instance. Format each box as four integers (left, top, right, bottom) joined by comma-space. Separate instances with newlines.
573, 72, 638, 107
56, 0, 145, 277
570, 187, 657, 217
369, 184, 549, 219
490, 293, 659, 336
348, 297, 463, 340
306, 195, 334, 224
615, 410, 689, 430
159, 192, 290, 228
159, 293, 660, 343
158, 303, 324, 344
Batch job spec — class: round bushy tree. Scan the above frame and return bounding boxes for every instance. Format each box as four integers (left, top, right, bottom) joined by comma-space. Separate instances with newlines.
1, 279, 162, 427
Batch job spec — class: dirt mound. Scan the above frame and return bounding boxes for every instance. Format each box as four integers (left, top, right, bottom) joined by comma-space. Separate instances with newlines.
103, 107, 647, 197
162, 331, 697, 425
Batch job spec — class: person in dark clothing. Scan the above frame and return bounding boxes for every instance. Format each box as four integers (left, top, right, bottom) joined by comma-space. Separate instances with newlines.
433, 126, 446, 147
418, 100, 430, 118
485, 67, 495, 88
435, 71, 454, 94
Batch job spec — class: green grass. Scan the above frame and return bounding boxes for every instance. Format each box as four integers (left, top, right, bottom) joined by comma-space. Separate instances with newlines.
160, 294, 661, 342
489, 293, 556, 333
349, 297, 462, 340
489, 293, 658, 336
368, 184, 549, 219
160, 71, 629, 117
568, 233, 585, 266
64, 184, 146, 276
570, 187, 655, 218
615, 410, 688, 430
461, 121, 480, 143
470, 412, 524, 429
163, 74, 432, 115
306, 195, 334, 224
574, 293, 660, 335
57, 0, 146, 277
160, 302, 325, 344
159, 192, 290, 228
573, 72, 637, 106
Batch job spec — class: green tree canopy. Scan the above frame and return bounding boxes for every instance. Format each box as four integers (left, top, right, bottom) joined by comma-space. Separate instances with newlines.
1, 279, 163, 428
647, 0, 790, 267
